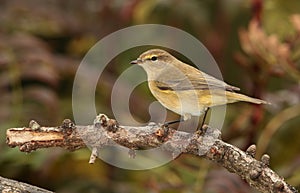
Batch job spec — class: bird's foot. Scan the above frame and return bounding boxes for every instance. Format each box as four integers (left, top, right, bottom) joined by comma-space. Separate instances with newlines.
196, 124, 209, 135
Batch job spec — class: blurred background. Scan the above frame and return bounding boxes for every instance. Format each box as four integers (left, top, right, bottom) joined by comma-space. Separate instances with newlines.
0, 0, 300, 192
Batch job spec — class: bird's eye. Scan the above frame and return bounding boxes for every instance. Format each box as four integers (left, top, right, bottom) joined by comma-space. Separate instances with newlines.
150, 56, 157, 61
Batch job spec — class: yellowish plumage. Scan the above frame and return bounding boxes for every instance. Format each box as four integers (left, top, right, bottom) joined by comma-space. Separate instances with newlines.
131, 49, 268, 120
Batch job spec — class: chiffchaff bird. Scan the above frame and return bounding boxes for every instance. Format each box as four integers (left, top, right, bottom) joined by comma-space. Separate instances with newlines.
130, 49, 267, 125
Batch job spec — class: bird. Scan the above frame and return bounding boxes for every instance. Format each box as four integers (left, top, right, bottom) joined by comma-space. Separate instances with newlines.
130, 49, 268, 127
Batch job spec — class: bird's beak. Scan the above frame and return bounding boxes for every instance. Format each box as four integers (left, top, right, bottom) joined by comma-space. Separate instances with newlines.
130, 59, 141, 65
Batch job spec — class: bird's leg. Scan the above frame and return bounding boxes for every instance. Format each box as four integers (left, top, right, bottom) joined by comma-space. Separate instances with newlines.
199, 107, 210, 130
163, 113, 191, 128
163, 117, 185, 128
161, 118, 184, 137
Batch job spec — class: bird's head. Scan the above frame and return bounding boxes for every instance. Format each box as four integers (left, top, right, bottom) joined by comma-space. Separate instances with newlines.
130, 49, 178, 77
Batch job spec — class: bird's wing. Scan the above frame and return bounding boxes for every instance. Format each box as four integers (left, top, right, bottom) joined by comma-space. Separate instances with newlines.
154, 66, 240, 91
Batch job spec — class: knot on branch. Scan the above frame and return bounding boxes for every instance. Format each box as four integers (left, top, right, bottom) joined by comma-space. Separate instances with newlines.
249, 168, 262, 180
94, 114, 119, 132
261, 154, 270, 166
246, 144, 257, 157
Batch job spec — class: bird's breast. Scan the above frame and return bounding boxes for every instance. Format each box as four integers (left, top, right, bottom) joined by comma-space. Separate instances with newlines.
148, 81, 206, 116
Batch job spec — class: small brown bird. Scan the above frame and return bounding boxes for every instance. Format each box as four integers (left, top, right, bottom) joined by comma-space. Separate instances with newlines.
131, 49, 267, 125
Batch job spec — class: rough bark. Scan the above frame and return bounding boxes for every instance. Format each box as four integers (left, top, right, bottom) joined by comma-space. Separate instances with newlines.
6, 114, 298, 193
0, 176, 53, 193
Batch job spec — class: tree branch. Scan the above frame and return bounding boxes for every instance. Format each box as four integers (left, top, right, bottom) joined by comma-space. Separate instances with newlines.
0, 175, 52, 193
6, 114, 298, 193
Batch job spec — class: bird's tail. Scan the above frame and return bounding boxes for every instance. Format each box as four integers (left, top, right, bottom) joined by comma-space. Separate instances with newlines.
226, 92, 269, 104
